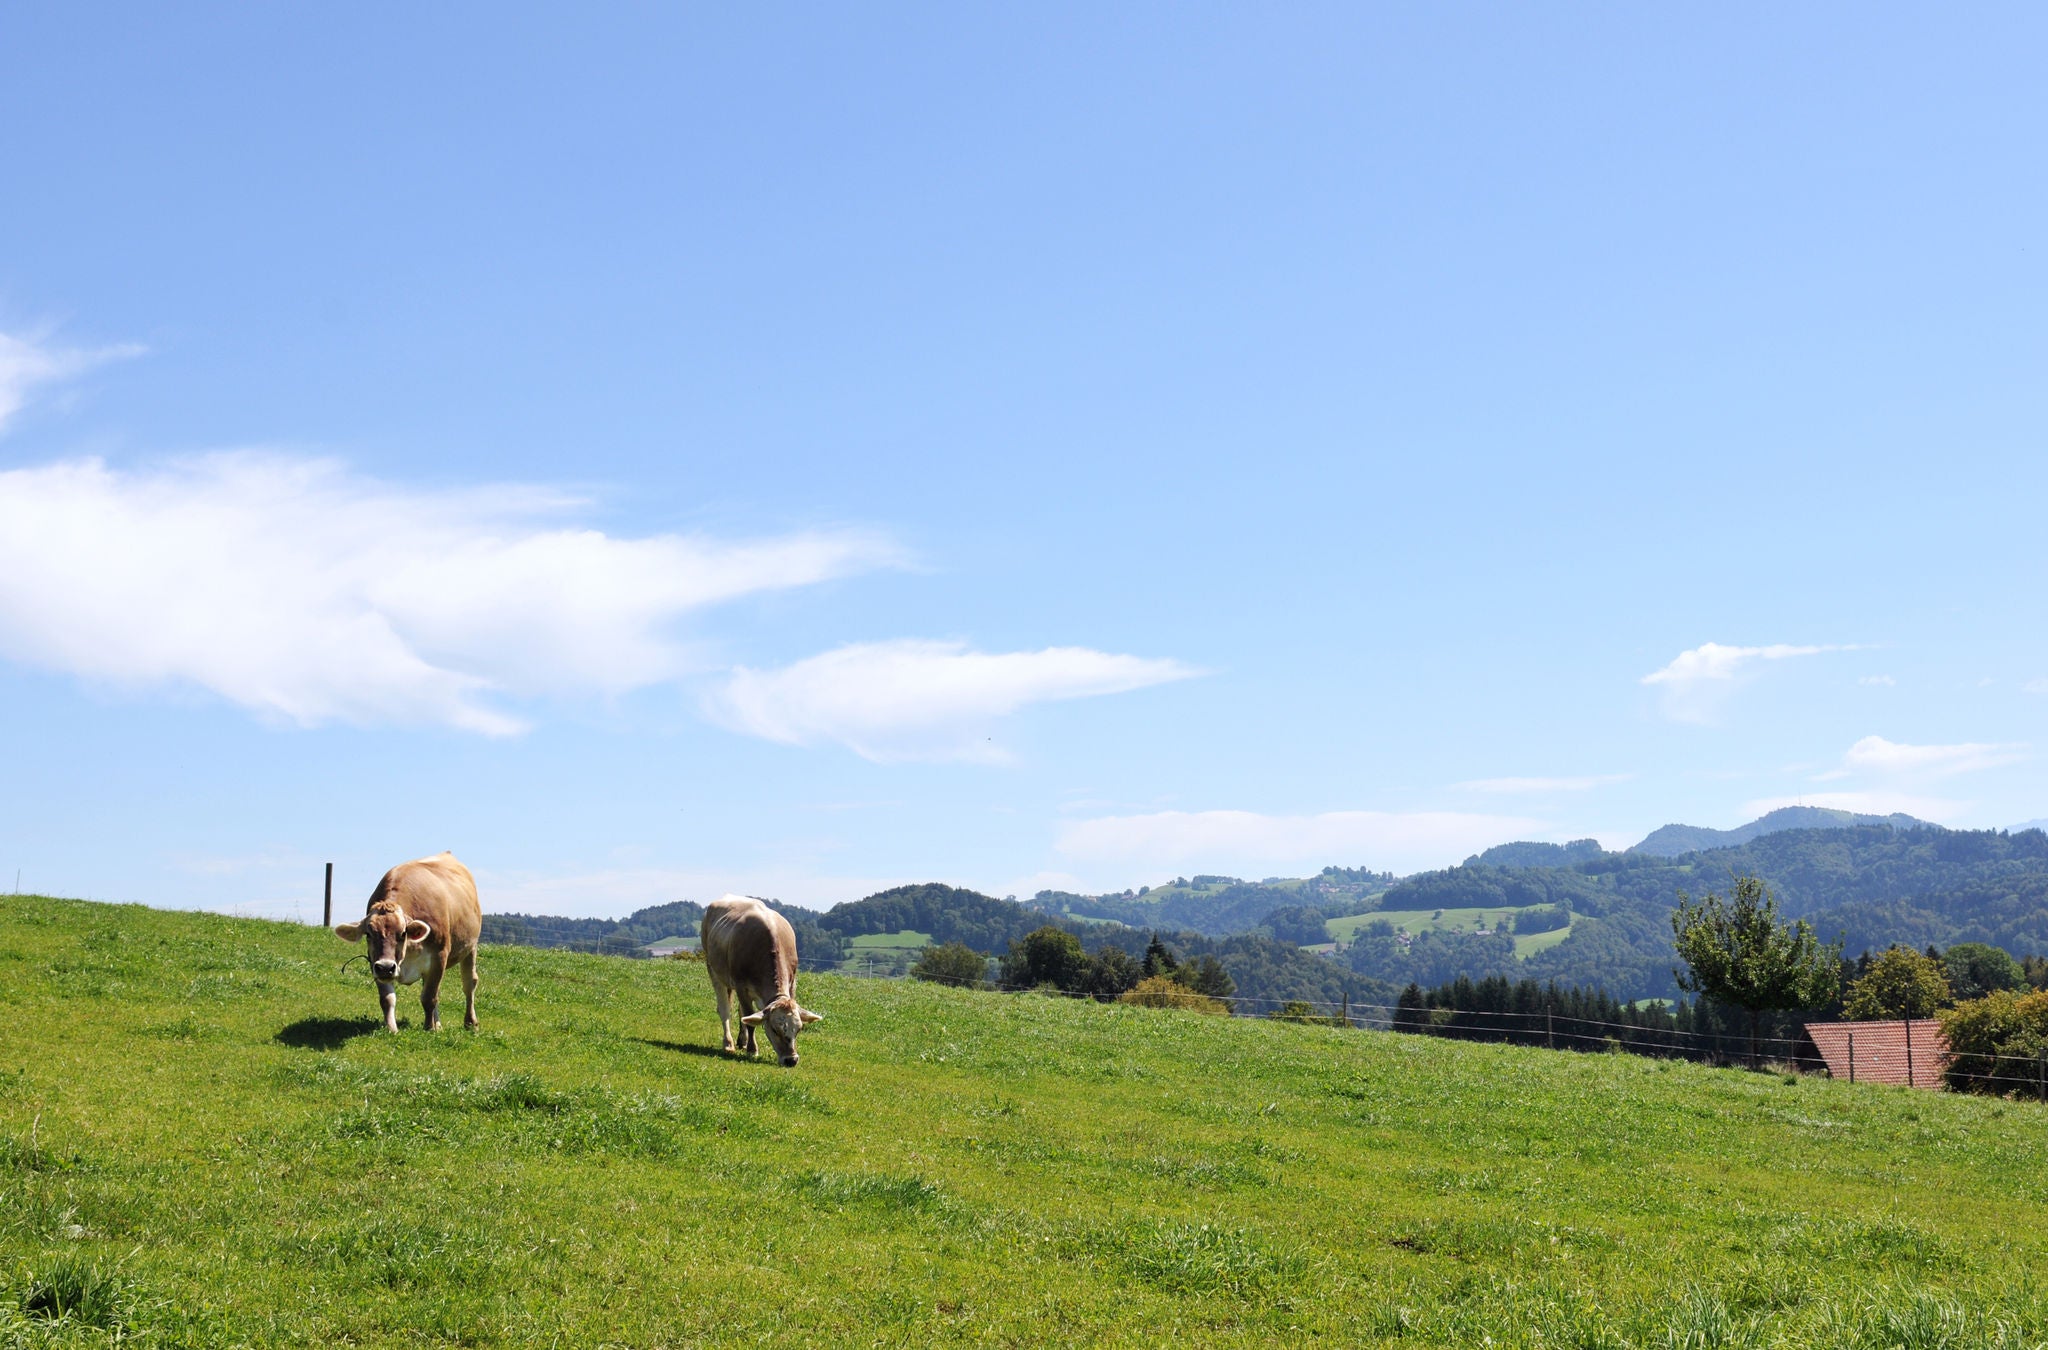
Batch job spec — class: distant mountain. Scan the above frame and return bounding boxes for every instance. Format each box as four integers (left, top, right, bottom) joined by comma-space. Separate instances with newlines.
2010, 820, 2048, 836
1631, 806, 1934, 857
1465, 839, 1607, 869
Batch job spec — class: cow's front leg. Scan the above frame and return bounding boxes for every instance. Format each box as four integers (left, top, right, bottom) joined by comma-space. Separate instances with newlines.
717, 982, 736, 1054
378, 981, 399, 1033
737, 993, 759, 1056
421, 957, 446, 1031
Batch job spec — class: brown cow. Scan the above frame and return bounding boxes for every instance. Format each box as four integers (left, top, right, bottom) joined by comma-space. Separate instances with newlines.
700, 894, 822, 1067
334, 852, 482, 1033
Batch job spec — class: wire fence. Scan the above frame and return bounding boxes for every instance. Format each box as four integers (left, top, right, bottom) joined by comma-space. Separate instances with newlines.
489, 936, 2048, 1103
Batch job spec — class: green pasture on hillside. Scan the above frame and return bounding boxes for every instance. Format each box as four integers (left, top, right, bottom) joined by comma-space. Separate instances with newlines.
1328, 905, 1577, 960
4, 895, 2048, 1347
845, 929, 933, 952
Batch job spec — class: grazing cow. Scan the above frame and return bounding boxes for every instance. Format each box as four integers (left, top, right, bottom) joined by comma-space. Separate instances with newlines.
334, 852, 482, 1033
700, 894, 822, 1067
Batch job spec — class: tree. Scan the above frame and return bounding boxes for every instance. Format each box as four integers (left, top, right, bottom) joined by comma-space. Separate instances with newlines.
1141, 933, 1180, 979
910, 941, 991, 989
1174, 954, 1235, 1001
1671, 875, 1840, 1068
1842, 946, 1952, 1020
1000, 926, 1090, 991
1081, 946, 1142, 1001
1942, 942, 2025, 1001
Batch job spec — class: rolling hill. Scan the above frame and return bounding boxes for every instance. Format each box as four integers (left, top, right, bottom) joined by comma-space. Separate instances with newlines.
1629, 806, 1936, 857
5, 894, 2047, 1346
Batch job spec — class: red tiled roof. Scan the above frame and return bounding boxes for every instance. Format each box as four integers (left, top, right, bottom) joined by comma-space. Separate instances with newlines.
1803, 1019, 1948, 1089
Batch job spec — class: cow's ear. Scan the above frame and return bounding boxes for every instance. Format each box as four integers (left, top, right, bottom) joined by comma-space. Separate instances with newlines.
740, 1011, 766, 1027
334, 922, 363, 942
404, 920, 431, 942
798, 1009, 824, 1025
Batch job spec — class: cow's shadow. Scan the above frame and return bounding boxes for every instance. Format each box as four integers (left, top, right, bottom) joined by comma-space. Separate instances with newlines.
276, 1015, 384, 1050
632, 1036, 747, 1061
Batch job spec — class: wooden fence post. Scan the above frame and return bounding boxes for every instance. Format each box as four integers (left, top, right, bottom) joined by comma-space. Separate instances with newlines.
1904, 1017, 1915, 1087
1847, 1029, 1855, 1084
1340, 992, 1350, 1029
2037, 1046, 2045, 1104
322, 862, 333, 928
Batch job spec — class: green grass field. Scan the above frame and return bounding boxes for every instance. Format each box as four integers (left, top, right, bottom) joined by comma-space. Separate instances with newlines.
845, 929, 933, 952
4, 895, 2047, 1347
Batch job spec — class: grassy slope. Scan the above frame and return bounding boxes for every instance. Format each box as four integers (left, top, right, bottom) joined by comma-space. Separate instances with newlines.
3, 897, 2047, 1349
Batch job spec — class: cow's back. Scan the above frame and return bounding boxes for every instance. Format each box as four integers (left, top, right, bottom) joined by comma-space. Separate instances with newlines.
701, 895, 797, 993
372, 852, 482, 956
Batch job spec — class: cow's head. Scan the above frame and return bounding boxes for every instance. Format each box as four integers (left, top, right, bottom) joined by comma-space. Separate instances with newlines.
741, 996, 823, 1067
335, 902, 431, 982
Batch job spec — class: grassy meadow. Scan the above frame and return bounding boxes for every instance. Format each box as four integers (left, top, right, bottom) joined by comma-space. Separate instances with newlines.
1327, 905, 1579, 960
3, 895, 2047, 1347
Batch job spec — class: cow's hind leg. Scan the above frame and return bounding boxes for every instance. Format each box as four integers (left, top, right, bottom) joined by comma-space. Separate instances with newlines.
421, 957, 446, 1031
461, 949, 479, 1029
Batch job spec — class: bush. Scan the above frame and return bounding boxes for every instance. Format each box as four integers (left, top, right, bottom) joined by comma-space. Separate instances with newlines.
1119, 976, 1230, 1015
910, 942, 991, 989
1938, 989, 2048, 1095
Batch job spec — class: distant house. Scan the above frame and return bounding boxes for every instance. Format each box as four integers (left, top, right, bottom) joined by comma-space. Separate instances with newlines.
645, 935, 700, 958
1801, 1019, 1949, 1089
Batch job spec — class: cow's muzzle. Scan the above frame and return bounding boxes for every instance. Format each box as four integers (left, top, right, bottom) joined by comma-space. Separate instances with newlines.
780, 1054, 799, 1068
372, 961, 399, 979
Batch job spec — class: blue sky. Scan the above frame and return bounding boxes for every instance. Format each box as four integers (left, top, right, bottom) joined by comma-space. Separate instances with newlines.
4, 6, 2046, 921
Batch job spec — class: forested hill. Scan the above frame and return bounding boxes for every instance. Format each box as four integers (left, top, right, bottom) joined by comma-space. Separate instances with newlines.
1032, 866, 1393, 936
1630, 806, 1934, 857
1360, 824, 2048, 999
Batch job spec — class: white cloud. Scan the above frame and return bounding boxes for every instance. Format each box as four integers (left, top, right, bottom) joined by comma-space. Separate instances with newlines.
1839, 735, 2026, 778
1056, 808, 1541, 876
1740, 792, 1968, 823
708, 639, 1198, 763
2024, 679, 2048, 696
0, 454, 901, 734
1858, 675, 1896, 687
1454, 774, 1631, 794
0, 329, 143, 431
1641, 642, 1853, 722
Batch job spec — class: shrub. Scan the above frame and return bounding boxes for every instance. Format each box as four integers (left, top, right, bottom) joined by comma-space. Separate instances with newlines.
1938, 989, 2048, 1095
910, 941, 990, 989
1119, 976, 1230, 1015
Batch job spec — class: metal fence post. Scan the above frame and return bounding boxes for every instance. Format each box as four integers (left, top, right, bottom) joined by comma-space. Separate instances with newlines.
1904, 1017, 1915, 1088
1847, 1029, 1855, 1084
1546, 1008, 1554, 1051
322, 862, 333, 928
2038, 1046, 2045, 1105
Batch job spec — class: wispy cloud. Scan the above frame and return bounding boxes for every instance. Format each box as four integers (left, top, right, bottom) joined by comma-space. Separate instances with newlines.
0, 453, 901, 734
708, 639, 1198, 763
1858, 675, 1896, 687
0, 328, 144, 432
2024, 679, 2048, 696
1056, 808, 1539, 876
1454, 774, 1631, 794
1642, 642, 1854, 722
1837, 735, 2026, 778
